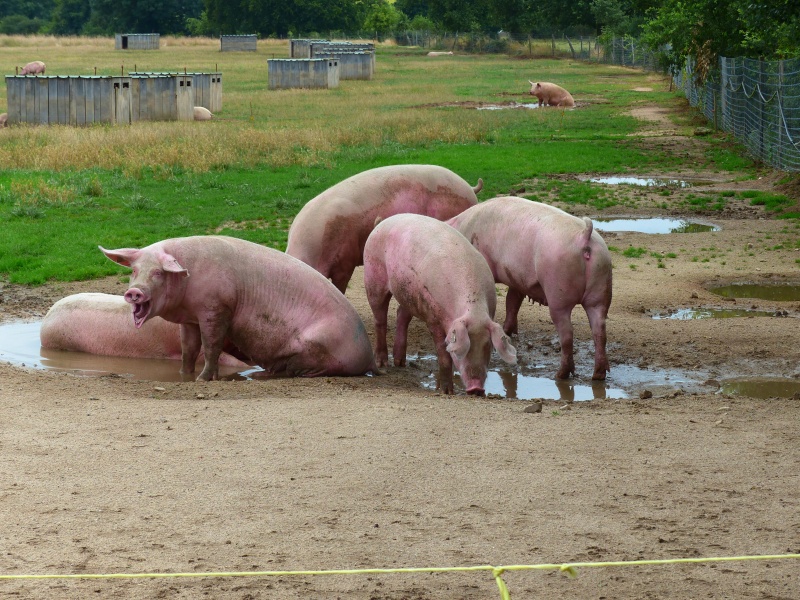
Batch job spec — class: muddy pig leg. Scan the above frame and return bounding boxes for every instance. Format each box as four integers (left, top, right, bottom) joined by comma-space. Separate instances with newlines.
180, 323, 202, 375
431, 326, 455, 394
585, 303, 609, 380
393, 305, 413, 367
549, 304, 576, 379
503, 287, 526, 336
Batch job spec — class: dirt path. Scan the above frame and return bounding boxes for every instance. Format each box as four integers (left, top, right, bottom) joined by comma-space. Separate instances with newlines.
1, 92, 799, 599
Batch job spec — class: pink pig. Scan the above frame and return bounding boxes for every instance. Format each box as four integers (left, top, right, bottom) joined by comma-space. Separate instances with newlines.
528, 81, 575, 107
363, 213, 516, 395
448, 197, 612, 380
287, 164, 482, 294
100, 235, 376, 381
20, 60, 46, 75
40, 292, 249, 368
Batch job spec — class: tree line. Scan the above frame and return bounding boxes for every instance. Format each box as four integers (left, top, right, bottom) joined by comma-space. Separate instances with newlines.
1, 0, 798, 74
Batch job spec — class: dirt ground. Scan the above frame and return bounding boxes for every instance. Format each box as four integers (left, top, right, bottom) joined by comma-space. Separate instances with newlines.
1, 94, 799, 599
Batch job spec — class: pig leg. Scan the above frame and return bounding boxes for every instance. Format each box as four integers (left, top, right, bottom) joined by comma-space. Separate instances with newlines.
366, 290, 392, 368
431, 326, 455, 394
392, 305, 413, 367
196, 314, 232, 381
549, 304, 576, 379
503, 288, 526, 336
180, 324, 202, 375
584, 304, 609, 380
329, 264, 356, 295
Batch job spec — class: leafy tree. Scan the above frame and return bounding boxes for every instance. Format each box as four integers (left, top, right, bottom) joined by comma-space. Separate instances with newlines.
363, 0, 406, 33
48, 0, 91, 34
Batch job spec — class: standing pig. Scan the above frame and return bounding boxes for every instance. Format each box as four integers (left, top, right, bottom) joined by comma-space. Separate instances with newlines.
286, 164, 483, 294
100, 235, 376, 381
40, 292, 249, 368
528, 81, 575, 107
20, 61, 46, 75
448, 197, 612, 380
363, 214, 516, 395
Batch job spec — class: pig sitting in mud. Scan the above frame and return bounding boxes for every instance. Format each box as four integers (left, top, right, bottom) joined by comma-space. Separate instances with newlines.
528, 81, 575, 107
448, 197, 612, 380
20, 60, 46, 75
286, 164, 482, 294
41, 292, 249, 368
363, 214, 517, 395
100, 235, 376, 381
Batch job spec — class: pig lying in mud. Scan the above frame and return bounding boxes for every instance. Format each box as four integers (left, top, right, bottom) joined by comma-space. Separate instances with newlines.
448, 197, 612, 380
528, 81, 575, 107
287, 164, 482, 294
100, 235, 376, 381
363, 214, 516, 395
20, 60, 46, 75
40, 292, 249, 368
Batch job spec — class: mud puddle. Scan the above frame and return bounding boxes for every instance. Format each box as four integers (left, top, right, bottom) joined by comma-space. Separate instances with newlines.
720, 377, 800, 399
708, 282, 800, 301
652, 307, 780, 319
0, 321, 250, 382
594, 218, 719, 234
585, 176, 715, 187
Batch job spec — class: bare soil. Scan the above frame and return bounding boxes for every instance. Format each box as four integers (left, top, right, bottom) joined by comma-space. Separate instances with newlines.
1, 93, 799, 599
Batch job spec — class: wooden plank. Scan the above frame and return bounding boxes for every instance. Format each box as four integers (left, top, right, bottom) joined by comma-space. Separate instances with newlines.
84, 78, 95, 124
36, 77, 49, 124
57, 77, 69, 124
7, 77, 21, 124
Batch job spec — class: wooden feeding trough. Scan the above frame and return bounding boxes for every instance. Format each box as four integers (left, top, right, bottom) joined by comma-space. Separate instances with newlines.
267, 59, 339, 90
115, 33, 160, 50
220, 35, 257, 52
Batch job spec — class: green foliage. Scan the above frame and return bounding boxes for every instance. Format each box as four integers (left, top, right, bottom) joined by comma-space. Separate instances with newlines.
623, 247, 647, 258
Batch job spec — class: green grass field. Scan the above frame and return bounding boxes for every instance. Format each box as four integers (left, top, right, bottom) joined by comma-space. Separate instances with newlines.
1, 36, 757, 284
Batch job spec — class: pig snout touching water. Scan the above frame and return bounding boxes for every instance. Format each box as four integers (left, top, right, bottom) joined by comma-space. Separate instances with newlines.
286, 164, 482, 294
20, 61, 46, 75
100, 235, 376, 381
363, 214, 516, 395
528, 81, 575, 107
448, 197, 612, 380
40, 292, 249, 368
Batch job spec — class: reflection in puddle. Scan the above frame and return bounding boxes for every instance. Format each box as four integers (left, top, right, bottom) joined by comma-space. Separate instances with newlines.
709, 283, 800, 302
476, 103, 540, 110
0, 321, 253, 382
594, 218, 719, 234
587, 176, 711, 187
721, 378, 800, 399
482, 370, 626, 401
652, 307, 778, 319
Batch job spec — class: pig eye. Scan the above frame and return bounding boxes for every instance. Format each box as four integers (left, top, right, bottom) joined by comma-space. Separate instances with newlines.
152, 269, 163, 279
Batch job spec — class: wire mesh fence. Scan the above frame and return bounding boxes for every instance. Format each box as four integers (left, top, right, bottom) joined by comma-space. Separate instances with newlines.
675, 56, 800, 172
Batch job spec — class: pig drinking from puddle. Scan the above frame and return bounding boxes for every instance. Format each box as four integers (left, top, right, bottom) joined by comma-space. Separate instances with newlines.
101, 235, 376, 381
363, 214, 516, 395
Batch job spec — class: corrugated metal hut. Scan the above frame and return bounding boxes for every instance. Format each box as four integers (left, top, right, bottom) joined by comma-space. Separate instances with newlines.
129, 72, 222, 113
267, 59, 339, 90
115, 33, 160, 50
289, 39, 327, 58
220, 35, 257, 52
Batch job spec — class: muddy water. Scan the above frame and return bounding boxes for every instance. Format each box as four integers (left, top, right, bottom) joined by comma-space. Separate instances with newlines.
594, 218, 719, 234
587, 176, 715, 187
652, 307, 778, 319
721, 378, 800, 399
0, 321, 249, 382
709, 282, 800, 301
476, 103, 539, 110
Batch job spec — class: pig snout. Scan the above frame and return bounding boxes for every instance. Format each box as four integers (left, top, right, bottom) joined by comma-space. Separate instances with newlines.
466, 386, 486, 397
123, 287, 151, 328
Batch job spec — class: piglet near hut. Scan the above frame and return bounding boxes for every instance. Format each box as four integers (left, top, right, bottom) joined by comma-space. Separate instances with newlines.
194, 106, 213, 121
287, 164, 482, 294
20, 60, 46, 75
363, 214, 516, 395
528, 81, 575, 107
41, 292, 249, 368
100, 235, 376, 381
448, 197, 612, 380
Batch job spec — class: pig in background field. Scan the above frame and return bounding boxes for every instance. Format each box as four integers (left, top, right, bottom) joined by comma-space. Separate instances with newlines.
194, 106, 213, 121
427, 51, 453, 56
286, 164, 483, 294
528, 81, 575, 107
20, 60, 46, 75
40, 292, 249, 368
363, 214, 516, 395
0, 113, 7, 128
448, 197, 612, 380
101, 235, 376, 381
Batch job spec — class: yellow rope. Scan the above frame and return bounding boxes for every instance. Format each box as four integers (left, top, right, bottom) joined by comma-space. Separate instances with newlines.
1, 553, 798, 599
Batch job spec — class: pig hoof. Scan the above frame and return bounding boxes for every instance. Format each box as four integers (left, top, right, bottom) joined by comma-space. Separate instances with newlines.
592, 371, 607, 381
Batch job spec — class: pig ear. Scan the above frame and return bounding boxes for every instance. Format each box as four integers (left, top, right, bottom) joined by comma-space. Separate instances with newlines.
99, 246, 139, 268
445, 320, 470, 360
490, 322, 517, 365
158, 251, 189, 276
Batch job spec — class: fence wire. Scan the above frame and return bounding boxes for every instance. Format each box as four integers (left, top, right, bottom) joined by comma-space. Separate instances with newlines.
675, 56, 800, 172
